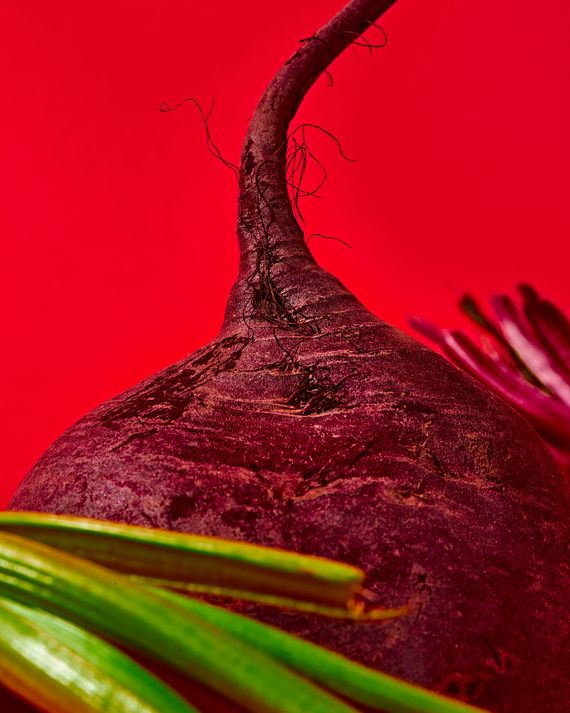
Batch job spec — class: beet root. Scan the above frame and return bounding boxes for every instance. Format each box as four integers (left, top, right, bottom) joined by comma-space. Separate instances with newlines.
10, 1, 570, 711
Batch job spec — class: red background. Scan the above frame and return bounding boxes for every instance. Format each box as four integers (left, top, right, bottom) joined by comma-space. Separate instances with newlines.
1, 0, 569, 508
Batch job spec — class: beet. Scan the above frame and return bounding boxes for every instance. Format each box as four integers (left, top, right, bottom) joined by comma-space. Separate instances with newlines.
10, 1, 570, 711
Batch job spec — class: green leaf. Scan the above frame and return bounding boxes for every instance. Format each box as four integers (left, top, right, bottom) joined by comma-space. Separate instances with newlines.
0, 531, 361, 713
153, 589, 490, 713
0, 512, 405, 619
127, 576, 408, 621
0, 597, 197, 713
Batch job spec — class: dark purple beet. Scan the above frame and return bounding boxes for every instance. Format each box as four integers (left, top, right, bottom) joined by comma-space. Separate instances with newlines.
10, 1, 570, 711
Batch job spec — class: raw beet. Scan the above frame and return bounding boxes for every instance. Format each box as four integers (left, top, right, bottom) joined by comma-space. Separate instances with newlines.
10, 1, 570, 711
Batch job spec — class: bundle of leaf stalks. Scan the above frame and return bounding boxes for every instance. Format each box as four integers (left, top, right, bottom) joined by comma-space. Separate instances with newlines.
0, 513, 487, 713
411, 284, 570, 473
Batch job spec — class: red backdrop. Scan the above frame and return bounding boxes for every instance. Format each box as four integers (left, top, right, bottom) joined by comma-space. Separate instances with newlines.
2, 0, 569, 507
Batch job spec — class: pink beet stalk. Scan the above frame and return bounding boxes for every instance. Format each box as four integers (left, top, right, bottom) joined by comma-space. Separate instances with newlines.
411, 285, 570, 468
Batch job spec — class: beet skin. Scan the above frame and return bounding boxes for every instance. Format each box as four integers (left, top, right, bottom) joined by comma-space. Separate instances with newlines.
10, 1, 570, 711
